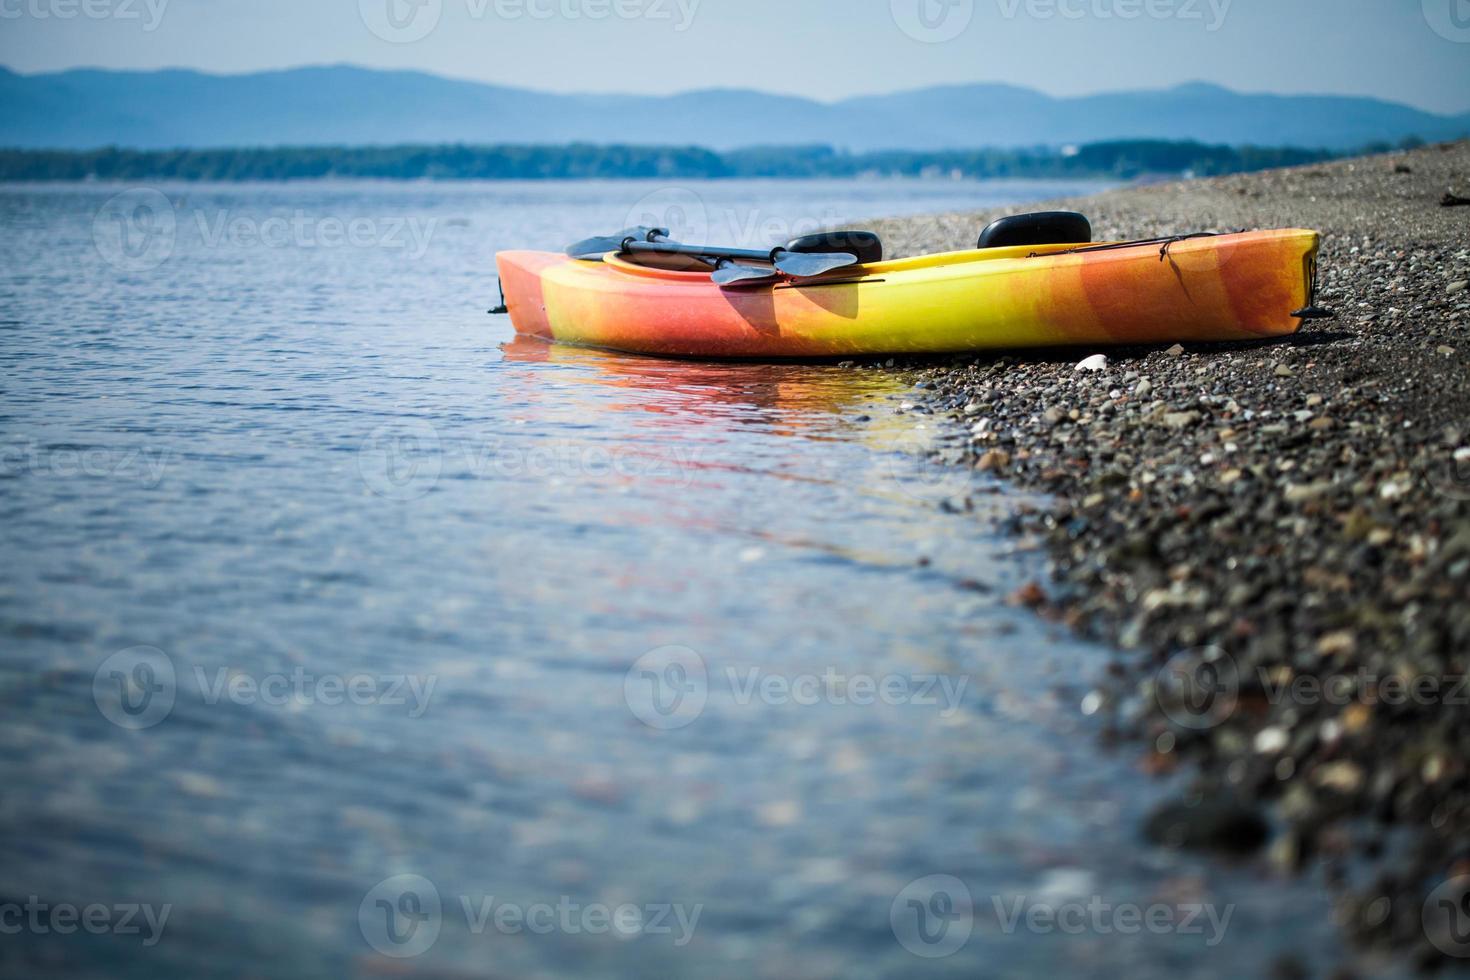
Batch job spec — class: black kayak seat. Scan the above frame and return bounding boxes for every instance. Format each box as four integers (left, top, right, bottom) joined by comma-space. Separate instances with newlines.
785, 231, 883, 264
977, 211, 1092, 249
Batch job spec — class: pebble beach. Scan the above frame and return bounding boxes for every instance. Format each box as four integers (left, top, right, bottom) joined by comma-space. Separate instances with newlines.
871, 140, 1470, 967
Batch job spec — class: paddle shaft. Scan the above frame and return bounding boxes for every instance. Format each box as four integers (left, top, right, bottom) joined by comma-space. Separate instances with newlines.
623, 240, 782, 265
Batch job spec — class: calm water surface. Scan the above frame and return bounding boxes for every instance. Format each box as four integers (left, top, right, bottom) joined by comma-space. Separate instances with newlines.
0, 180, 1344, 978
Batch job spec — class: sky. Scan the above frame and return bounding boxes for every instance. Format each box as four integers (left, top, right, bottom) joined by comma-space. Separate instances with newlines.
1, 0, 1467, 113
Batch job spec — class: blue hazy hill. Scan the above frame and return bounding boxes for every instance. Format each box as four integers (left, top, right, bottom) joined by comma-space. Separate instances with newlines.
2, 65, 1467, 151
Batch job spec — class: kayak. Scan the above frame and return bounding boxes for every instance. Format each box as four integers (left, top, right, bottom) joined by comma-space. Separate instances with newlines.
495, 228, 1321, 359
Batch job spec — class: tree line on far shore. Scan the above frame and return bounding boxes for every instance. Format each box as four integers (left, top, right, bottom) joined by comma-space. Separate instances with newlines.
0, 138, 1425, 183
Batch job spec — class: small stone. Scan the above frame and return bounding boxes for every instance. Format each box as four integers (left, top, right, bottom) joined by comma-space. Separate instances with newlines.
1316, 631, 1356, 657
1274, 363, 1295, 378
1143, 795, 1270, 853
1162, 411, 1201, 429
572, 777, 623, 807
1165, 343, 1186, 357
756, 800, 803, 827
1255, 727, 1289, 754
1007, 581, 1047, 608
976, 449, 1010, 471
1438, 345, 1456, 356
1448, 280, 1469, 295
1042, 406, 1066, 425
1075, 353, 1108, 372
1134, 378, 1153, 398
1284, 481, 1333, 503
1314, 761, 1365, 795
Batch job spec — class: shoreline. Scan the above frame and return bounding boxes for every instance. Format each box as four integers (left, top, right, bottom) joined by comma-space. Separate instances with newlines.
873, 141, 1470, 964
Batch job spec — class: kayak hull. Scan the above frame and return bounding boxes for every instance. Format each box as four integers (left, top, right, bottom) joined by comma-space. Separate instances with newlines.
496, 229, 1320, 359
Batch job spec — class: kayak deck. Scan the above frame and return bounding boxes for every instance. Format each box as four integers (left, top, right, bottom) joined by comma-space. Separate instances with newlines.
496, 229, 1321, 359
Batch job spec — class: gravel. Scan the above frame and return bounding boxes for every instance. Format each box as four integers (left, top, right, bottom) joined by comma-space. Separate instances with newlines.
872, 140, 1470, 966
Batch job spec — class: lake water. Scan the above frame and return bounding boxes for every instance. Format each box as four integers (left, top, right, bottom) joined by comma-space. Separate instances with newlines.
0, 179, 1344, 978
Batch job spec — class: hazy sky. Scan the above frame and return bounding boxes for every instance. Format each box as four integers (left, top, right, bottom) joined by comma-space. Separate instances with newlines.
2, 0, 1468, 113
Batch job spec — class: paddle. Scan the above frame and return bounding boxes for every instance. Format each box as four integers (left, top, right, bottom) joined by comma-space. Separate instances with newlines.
566, 231, 857, 281
710, 261, 782, 286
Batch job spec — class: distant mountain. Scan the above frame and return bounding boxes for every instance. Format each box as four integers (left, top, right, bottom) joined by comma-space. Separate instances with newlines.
2, 65, 1467, 152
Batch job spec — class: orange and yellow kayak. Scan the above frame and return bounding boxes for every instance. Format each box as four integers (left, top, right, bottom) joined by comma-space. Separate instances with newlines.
496, 229, 1320, 359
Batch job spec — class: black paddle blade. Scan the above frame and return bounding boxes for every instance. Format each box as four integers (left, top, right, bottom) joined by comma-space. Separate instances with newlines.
786, 231, 883, 264
712, 263, 781, 286
565, 226, 667, 259
772, 250, 858, 278
566, 234, 630, 259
